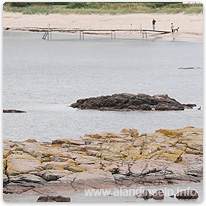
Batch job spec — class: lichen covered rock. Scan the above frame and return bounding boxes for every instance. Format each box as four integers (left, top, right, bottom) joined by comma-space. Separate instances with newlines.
7, 153, 42, 176
3, 126, 203, 195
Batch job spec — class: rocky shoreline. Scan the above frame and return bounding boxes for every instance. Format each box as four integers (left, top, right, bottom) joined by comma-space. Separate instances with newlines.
70, 93, 196, 111
3, 126, 202, 195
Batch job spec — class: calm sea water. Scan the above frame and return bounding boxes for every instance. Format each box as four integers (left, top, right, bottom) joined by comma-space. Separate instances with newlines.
3, 31, 203, 141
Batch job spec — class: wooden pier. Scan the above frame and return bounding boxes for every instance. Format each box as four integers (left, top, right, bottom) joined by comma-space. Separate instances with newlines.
42, 28, 171, 40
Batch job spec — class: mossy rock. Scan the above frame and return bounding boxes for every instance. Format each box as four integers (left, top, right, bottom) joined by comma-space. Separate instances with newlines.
157, 150, 183, 163
185, 148, 203, 155
3, 159, 7, 174
40, 150, 72, 162
52, 144, 65, 148
187, 141, 203, 152
41, 156, 52, 162
52, 139, 69, 145
84, 133, 106, 139
121, 129, 139, 137
106, 133, 126, 139
3, 150, 12, 159
156, 129, 183, 138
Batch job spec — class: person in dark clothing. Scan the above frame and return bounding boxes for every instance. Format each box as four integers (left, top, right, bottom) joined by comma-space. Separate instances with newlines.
171, 23, 174, 33
152, 18, 156, 30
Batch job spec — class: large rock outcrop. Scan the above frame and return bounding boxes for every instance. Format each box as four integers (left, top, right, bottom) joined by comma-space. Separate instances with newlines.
3, 127, 203, 195
70, 93, 196, 111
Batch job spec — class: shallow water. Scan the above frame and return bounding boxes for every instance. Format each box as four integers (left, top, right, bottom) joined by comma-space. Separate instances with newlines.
3, 182, 203, 203
3, 31, 203, 141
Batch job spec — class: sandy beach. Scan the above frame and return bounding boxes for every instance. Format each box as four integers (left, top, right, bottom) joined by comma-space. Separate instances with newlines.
3, 12, 203, 41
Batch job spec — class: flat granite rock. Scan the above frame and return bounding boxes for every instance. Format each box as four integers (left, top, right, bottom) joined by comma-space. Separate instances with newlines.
70, 93, 196, 111
3, 126, 203, 195
7, 153, 43, 176
72, 171, 116, 190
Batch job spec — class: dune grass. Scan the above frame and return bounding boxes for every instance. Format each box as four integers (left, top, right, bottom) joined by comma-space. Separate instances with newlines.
3, 2, 203, 15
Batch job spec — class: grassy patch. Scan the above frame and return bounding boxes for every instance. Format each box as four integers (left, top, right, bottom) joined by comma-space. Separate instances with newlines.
184, 7, 203, 14
3, 2, 203, 15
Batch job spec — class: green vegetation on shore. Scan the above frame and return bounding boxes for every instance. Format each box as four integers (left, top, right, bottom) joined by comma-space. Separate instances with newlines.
3, 2, 203, 15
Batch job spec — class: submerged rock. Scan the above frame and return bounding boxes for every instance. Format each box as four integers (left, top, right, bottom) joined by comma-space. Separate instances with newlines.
37, 195, 71, 202
3, 109, 26, 113
143, 190, 152, 200
70, 93, 195, 111
178, 67, 202, 70
176, 190, 199, 199
153, 190, 164, 200
135, 190, 164, 200
134, 193, 144, 198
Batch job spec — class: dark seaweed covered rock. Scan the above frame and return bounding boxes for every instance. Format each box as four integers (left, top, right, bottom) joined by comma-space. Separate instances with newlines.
37, 195, 71, 202
143, 190, 153, 200
153, 190, 164, 200
70, 93, 195, 111
3, 110, 26, 113
176, 190, 199, 199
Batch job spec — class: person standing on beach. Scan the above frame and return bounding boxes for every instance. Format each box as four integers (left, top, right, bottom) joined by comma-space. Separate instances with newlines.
171, 23, 174, 33
152, 18, 156, 30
